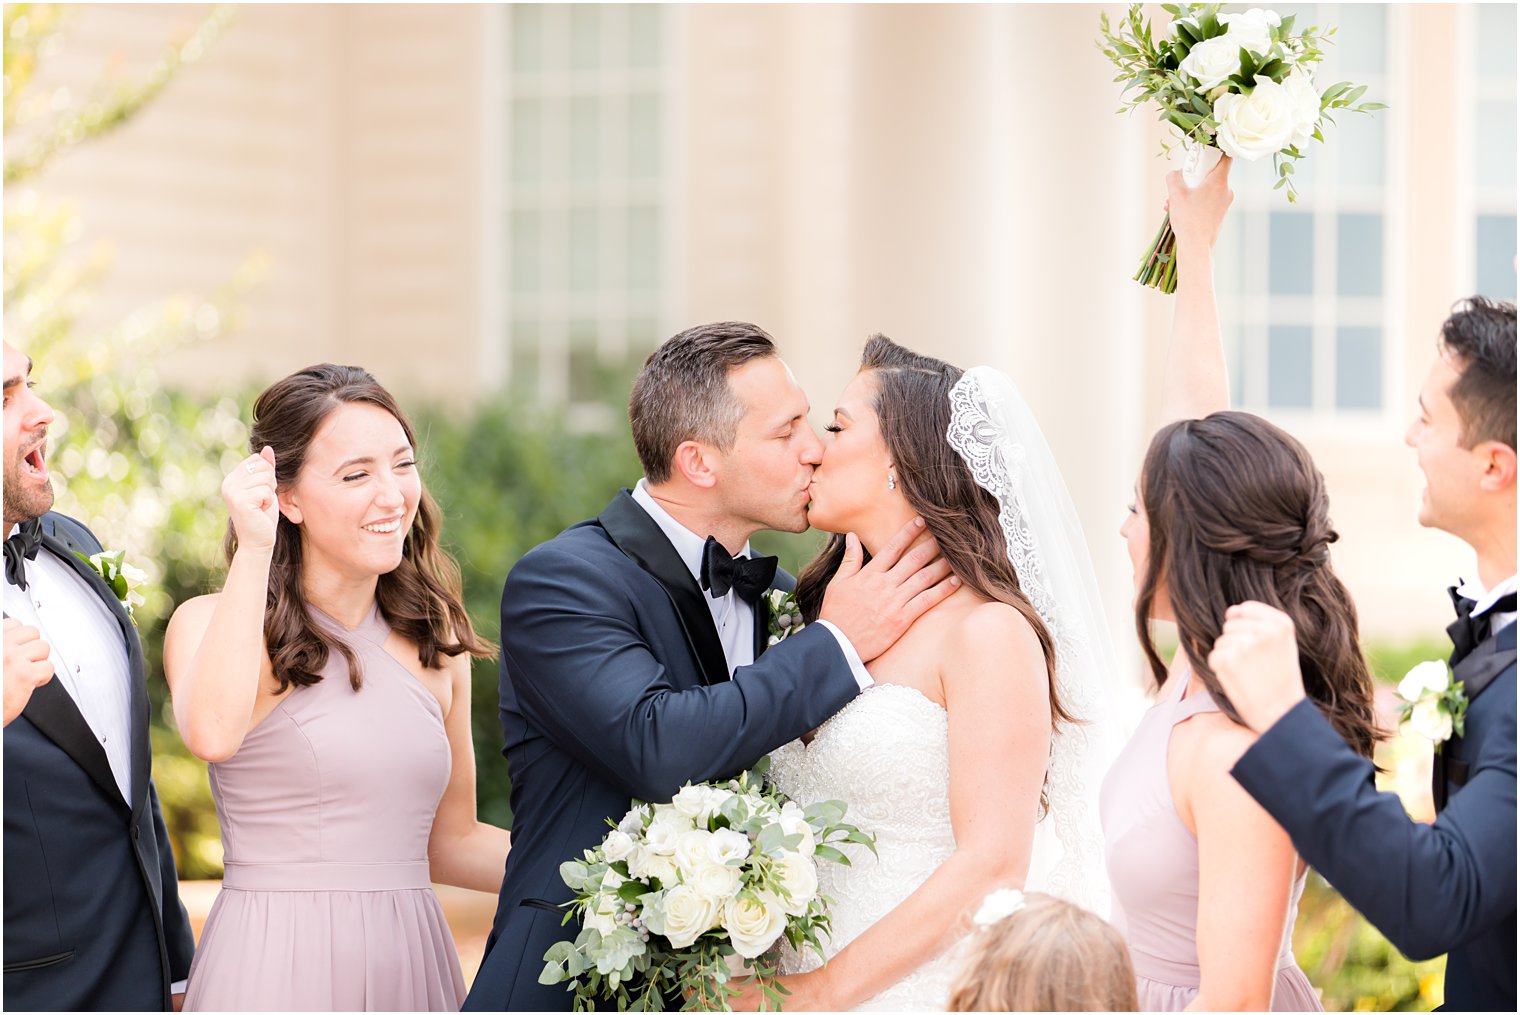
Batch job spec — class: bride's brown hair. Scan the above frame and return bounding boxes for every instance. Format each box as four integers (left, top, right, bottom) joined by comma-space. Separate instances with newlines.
226, 363, 492, 692
1136, 411, 1380, 758
796, 335, 1072, 732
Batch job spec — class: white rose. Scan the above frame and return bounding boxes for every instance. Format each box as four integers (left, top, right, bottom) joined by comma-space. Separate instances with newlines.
1281, 66, 1322, 146
708, 827, 752, 866
585, 893, 620, 937
689, 861, 743, 902
617, 805, 649, 837
1213, 78, 1299, 161
671, 785, 709, 820
1218, 8, 1281, 55
603, 830, 635, 863
659, 884, 722, 949
778, 803, 816, 856
723, 892, 789, 959
674, 828, 714, 877
1169, 14, 1200, 39
772, 853, 818, 916
1410, 699, 1454, 743
1178, 36, 1242, 93
644, 809, 691, 855
627, 846, 680, 886
601, 868, 627, 893
699, 787, 736, 824
1398, 660, 1451, 703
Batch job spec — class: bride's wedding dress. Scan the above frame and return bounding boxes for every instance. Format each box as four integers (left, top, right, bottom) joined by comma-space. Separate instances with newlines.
769, 683, 965, 1011
765, 365, 1132, 1012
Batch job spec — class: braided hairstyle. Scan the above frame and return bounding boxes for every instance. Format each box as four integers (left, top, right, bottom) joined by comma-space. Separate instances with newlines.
1135, 410, 1380, 758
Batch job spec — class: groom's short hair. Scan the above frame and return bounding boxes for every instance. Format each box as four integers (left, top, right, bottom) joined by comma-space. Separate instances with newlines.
1440, 295, 1516, 450
630, 322, 778, 483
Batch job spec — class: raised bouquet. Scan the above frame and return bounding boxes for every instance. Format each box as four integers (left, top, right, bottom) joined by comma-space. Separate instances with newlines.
1100, 3, 1385, 292
540, 762, 874, 1011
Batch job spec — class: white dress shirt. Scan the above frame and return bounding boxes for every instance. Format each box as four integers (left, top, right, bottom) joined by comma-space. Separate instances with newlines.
1456, 572, 1518, 635
631, 481, 872, 689
4, 524, 136, 804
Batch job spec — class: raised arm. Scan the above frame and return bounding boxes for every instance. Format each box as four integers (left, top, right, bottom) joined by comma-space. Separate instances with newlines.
1159, 157, 1235, 424
163, 447, 280, 762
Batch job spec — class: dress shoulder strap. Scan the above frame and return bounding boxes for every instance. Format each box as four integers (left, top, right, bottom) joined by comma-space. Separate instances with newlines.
1170, 683, 1222, 725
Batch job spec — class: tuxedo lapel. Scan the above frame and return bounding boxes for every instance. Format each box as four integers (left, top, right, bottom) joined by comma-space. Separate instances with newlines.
598, 490, 730, 686
20, 672, 128, 810
39, 523, 149, 816
1452, 622, 1517, 702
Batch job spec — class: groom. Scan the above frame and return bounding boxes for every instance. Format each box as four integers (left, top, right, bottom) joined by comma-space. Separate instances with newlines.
464, 321, 957, 1011
1209, 297, 1516, 1011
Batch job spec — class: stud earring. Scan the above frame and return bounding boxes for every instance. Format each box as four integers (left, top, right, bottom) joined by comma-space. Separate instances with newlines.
887, 473, 897, 491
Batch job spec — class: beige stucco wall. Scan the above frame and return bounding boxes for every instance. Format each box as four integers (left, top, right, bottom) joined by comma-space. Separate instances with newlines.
10, 3, 1503, 642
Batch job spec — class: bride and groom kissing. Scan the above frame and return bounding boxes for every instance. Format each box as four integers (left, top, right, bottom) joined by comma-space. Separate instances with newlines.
465, 313, 1126, 1007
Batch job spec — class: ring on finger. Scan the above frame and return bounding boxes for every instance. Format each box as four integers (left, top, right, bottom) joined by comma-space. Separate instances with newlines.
245, 462, 259, 473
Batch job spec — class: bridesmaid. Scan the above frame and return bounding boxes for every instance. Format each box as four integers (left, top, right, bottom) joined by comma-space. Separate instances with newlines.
1100, 160, 1380, 1010
164, 364, 509, 1011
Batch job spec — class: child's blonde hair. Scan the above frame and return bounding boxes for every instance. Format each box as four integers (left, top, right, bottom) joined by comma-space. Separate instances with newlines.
948, 891, 1138, 1012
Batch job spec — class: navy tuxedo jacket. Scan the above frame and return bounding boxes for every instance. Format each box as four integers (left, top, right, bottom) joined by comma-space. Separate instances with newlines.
463, 491, 861, 1012
1233, 622, 1516, 1012
3, 512, 195, 1011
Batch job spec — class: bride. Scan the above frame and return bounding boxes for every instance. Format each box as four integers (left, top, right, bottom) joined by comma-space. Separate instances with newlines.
739, 336, 1125, 1010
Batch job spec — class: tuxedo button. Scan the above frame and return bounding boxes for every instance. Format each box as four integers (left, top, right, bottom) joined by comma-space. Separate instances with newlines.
131, 824, 140, 839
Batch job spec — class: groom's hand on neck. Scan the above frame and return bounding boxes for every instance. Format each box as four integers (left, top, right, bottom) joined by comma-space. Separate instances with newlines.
819, 516, 959, 663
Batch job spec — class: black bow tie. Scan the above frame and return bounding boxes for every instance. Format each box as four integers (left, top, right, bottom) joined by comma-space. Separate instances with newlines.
1448, 585, 1517, 667
4, 518, 43, 590
700, 536, 777, 604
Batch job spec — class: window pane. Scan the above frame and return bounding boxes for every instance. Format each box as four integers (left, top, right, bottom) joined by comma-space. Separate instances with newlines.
628, 205, 660, 293
1477, 4, 1518, 78
570, 5, 601, 71
1335, 108, 1383, 189
509, 319, 540, 392
1337, 213, 1382, 297
629, 5, 662, 68
1268, 325, 1313, 409
1475, 100, 1518, 192
570, 96, 599, 183
569, 320, 601, 402
510, 98, 541, 183
1335, 326, 1382, 410
570, 207, 599, 292
510, 209, 540, 293
1476, 215, 1518, 301
1269, 212, 1314, 296
511, 5, 543, 74
1333, 4, 1385, 77
628, 92, 661, 181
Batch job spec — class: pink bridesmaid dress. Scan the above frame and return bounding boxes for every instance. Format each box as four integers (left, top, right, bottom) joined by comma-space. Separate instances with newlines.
184, 604, 466, 1011
1100, 674, 1323, 1011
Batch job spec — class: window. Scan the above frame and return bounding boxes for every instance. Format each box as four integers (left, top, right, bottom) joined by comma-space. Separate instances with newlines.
1217, 4, 1393, 415
499, 4, 672, 404
1469, 3, 1517, 301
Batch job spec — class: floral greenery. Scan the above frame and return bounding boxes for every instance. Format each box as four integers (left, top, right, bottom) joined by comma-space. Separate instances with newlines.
74, 548, 148, 621
541, 762, 874, 1012
765, 589, 805, 646
1098, 3, 1385, 291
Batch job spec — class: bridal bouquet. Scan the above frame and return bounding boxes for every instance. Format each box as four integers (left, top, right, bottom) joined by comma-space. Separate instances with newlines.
540, 762, 874, 1011
1099, 3, 1385, 292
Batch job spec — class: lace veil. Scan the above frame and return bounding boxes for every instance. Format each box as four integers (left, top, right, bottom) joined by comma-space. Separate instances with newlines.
946, 365, 1124, 917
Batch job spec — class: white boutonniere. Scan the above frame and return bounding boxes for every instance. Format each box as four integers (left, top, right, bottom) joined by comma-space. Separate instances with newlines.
75, 549, 147, 624
1395, 660, 1468, 750
765, 589, 805, 646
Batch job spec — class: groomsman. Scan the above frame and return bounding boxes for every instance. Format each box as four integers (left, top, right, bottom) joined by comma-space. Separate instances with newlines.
3, 341, 195, 1010
1210, 297, 1516, 1011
